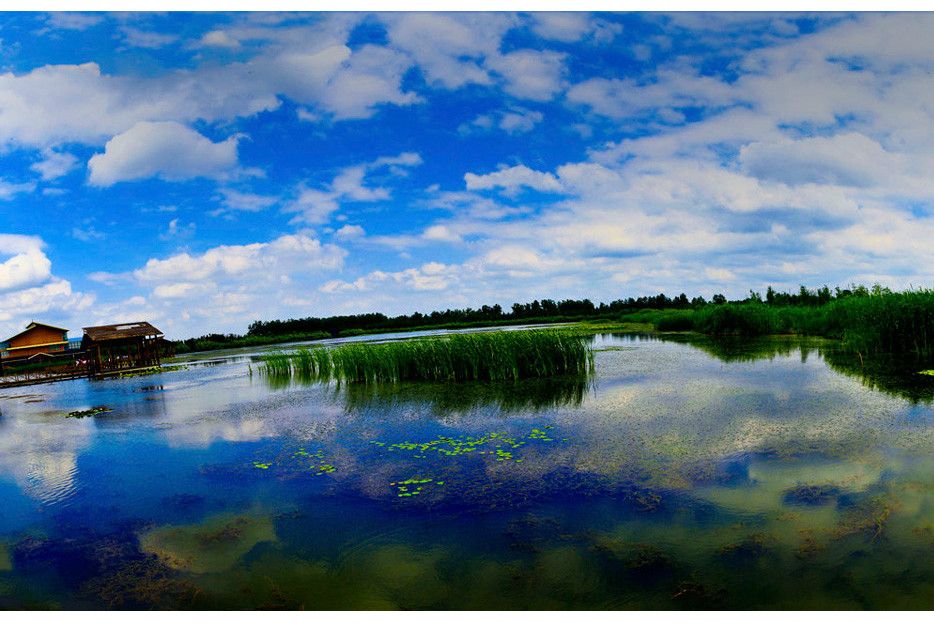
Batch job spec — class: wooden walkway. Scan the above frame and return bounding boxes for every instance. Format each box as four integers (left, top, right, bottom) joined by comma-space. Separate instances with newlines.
0, 365, 163, 389
0, 370, 91, 389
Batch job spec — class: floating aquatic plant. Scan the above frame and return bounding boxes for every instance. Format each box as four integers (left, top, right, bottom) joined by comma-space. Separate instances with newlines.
389, 476, 444, 498
251, 446, 336, 476
66, 405, 113, 418
374, 426, 565, 466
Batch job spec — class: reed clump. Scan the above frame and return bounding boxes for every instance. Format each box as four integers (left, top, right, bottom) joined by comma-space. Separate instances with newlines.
260, 330, 594, 384
634, 289, 934, 362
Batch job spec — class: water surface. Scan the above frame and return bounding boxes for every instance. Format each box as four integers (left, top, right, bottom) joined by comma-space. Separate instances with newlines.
1, 332, 933, 609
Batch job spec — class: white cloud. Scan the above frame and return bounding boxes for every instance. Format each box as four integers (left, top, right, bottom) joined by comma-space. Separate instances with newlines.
529, 13, 594, 42
198, 29, 241, 49
465, 164, 564, 194
0, 235, 50, 291
286, 152, 422, 225
0, 178, 35, 200
110, 234, 348, 336
30, 147, 79, 181
217, 188, 278, 212
334, 224, 365, 240
0, 20, 417, 149
0, 233, 93, 336
120, 26, 179, 49
322, 261, 456, 294
566, 71, 737, 120
498, 108, 544, 134
422, 224, 460, 243
134, 234, 345, 284
316, 44, 420, 119
739, 132, 902, 188
159, 218, 196, 241
486, 49, 566, 101
87, 121, 241, 186
71, 226, 104, 242
43, 12, 103, 31
529, 13, 622, 44
382, 13, 513, 89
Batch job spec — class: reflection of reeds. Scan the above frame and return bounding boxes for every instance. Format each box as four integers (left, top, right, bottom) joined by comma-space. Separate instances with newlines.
260, 330, 594, 384
338, 377, 591, 414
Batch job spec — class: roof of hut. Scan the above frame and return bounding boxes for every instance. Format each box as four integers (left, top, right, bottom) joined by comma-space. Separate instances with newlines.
82, 321, 163, 342
1, 321, 69, 345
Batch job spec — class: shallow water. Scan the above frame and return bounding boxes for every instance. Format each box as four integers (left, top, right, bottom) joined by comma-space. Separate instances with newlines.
1, 332, 933, 609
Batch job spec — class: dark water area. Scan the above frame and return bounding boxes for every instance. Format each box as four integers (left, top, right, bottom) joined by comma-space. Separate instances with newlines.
1, 332, 933, 609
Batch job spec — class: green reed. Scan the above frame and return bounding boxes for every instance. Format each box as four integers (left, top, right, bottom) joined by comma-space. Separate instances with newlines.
259, 330, 593, 384
633, 289, 934, 363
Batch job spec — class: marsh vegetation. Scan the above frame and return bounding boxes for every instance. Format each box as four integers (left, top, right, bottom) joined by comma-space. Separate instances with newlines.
258, 330, 594, 385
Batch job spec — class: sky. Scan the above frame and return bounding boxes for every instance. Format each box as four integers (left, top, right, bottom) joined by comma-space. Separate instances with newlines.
1, 11, 934, 339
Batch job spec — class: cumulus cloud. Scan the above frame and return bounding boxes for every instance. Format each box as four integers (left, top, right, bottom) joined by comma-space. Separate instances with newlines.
529, 12, 622, 44
120, 26, 179, 49
321, 261, 456, 294
0, 234, 93, 335
0, 178, 35, 200
0, 235, 51, 291
566, 71, 737, 120
87, 121, 241, 186
486, 49, 566, 101
382, 13, 513, 89
30, 147, 79, 181
465, 164, 564, 194
106, 233, 349, 336
738, 132, 901, 188
460, 108, 544, 136
286, 152, 422, 225
43, 12, 103, 31
197, 29, 241, 49
334, 224, 365, 240
0, 21, 416, 149
216, 188, 279, 213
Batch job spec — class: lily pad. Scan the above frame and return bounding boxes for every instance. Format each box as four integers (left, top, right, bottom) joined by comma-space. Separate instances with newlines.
66, 406, 113, 418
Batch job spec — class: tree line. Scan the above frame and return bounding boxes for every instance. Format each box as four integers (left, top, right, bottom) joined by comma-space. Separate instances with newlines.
172, 284, 887, 353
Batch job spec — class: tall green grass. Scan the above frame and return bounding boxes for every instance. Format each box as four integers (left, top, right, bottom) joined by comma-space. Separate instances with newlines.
260, 330, 594, 384
633, 289, 934, 362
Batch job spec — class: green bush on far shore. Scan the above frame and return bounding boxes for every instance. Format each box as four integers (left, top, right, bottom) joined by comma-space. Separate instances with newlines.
629, 289, 934, 361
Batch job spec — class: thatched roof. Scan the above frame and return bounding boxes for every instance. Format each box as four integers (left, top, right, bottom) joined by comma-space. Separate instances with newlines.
82, 321, 163, 342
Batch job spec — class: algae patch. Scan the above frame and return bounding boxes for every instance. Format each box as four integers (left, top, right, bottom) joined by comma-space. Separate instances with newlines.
139, 513, 277, 573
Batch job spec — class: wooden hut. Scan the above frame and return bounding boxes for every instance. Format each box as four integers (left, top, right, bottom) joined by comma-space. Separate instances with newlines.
82, 321, 164, 375
1, 322, 71, 373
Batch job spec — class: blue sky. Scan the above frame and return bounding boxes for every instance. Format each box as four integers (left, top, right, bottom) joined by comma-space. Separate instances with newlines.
1, 11, 933, 338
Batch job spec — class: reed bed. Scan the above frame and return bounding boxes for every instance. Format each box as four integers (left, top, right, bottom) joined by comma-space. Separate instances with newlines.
635, 289, 934, 362
259, 330, 594, 384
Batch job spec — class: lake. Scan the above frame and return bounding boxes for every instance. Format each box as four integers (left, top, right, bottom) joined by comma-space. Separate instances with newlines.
1, 331, 933, 609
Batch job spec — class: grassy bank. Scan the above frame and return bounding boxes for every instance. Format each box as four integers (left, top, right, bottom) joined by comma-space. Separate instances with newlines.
260, 330, 594, 384
627, 290, 934, 362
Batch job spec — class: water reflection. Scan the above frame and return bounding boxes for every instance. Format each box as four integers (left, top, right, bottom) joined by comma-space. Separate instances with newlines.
1, 331, 934, 608
262, 376, 592, 415
651, 332, 934, 405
